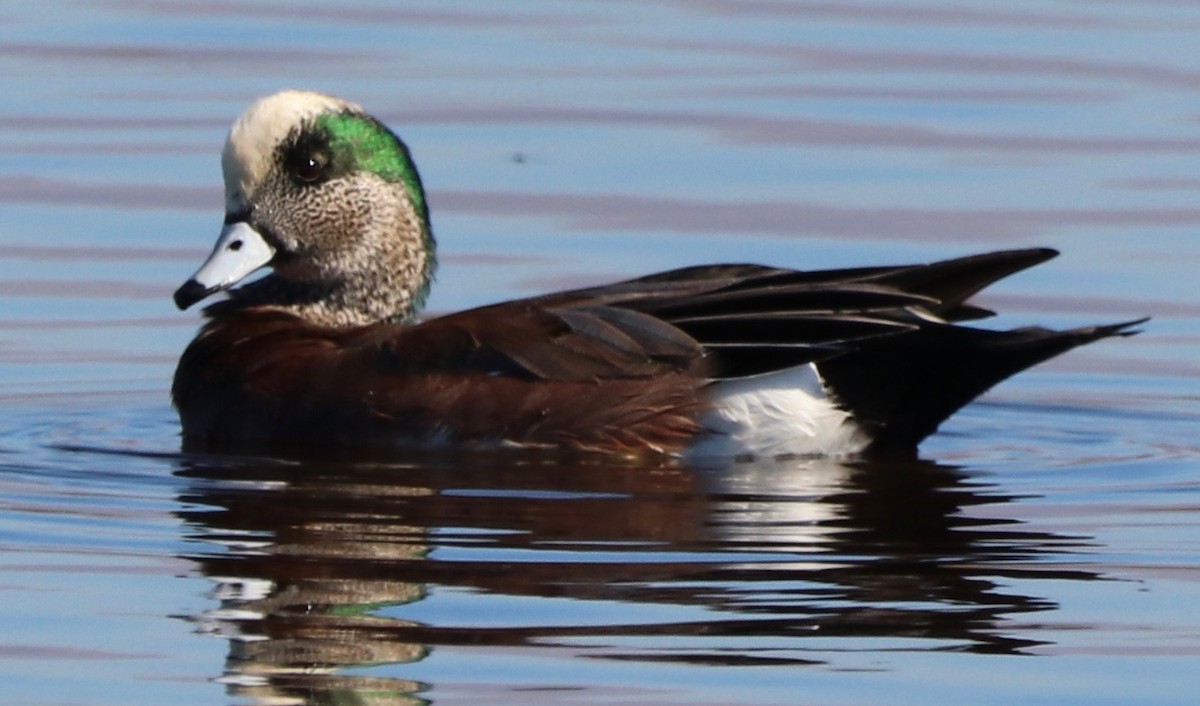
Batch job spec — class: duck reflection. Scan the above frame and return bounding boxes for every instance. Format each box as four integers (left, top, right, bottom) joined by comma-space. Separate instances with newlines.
175, 450, 1098, 703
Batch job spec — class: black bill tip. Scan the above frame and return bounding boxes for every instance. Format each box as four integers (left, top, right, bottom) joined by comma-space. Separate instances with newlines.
173, 279, 212, 310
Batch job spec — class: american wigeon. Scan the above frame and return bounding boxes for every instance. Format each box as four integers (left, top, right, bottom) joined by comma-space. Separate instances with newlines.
172, 90, 1143, 458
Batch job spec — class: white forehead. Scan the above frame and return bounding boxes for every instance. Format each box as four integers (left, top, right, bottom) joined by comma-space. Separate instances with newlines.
221, 90, 361, 211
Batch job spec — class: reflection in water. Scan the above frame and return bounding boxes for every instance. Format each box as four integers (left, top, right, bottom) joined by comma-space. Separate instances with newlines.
175, 452, 1099, 704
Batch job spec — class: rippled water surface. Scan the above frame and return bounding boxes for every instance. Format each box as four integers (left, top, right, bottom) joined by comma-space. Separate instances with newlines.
2, 2, 1198, 704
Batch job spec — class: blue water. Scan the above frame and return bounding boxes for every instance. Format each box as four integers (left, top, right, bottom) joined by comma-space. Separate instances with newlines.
1, 1, 1198, 704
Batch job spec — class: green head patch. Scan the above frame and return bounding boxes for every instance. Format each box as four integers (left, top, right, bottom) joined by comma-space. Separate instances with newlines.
316, 111, 430, 229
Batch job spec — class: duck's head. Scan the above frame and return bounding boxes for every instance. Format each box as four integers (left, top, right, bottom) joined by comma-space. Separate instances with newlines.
174, 90, 436, 326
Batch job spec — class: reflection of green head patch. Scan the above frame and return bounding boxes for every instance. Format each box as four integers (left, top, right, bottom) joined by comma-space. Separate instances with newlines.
316, 111, 429, 227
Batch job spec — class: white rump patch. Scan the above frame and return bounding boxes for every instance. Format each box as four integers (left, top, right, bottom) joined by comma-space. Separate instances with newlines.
690, 364, 871, 459
222, 89, 359, 211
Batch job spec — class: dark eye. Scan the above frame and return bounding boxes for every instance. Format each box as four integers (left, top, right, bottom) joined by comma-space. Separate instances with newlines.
290, 150, 328, 184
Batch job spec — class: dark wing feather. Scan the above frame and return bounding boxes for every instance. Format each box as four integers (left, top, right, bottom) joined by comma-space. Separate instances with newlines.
604, 248, 1056, 323
642, 283, 939, 319
376, 247, 1068, 383
847, 247, 1058, 320
368, 301, 706, 382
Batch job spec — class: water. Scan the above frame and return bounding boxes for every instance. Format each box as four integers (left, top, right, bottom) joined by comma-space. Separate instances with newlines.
1, 1, 1198, 704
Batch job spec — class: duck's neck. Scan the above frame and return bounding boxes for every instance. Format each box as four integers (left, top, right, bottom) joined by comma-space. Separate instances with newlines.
226, 244, 436, 327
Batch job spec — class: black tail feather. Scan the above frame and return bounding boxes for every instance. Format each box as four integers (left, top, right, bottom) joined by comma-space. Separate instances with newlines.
816, 318, 1147, 457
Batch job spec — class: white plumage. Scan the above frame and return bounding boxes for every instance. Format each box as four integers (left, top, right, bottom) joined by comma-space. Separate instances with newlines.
692, 364, 871, 459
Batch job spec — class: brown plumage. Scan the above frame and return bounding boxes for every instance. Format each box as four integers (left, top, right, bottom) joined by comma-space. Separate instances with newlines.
174, 306, 707, 454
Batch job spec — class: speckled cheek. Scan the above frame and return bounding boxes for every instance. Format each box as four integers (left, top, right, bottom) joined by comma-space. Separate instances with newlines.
271, 178, 372, 279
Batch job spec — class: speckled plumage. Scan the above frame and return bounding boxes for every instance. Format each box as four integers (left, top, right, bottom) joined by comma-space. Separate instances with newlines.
217, 90, 434, 326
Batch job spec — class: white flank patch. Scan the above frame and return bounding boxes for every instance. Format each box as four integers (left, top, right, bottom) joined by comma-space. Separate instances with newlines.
689, 363, 871, 459
221, 89, 360, 211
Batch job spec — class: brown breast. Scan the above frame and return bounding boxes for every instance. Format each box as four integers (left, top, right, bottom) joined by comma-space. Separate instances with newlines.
172, 304, 710, 455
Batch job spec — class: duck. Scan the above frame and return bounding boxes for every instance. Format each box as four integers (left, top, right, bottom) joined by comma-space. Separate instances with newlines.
172, 89, 1144, 459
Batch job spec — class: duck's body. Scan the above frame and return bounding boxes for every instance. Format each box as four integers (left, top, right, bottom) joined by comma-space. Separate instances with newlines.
172, 91, 1141, 458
